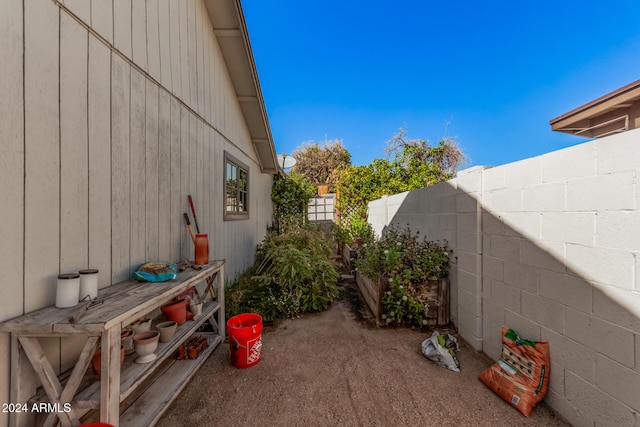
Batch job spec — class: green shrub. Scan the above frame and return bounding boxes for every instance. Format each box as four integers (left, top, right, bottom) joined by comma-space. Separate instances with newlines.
226, 224, 340, 321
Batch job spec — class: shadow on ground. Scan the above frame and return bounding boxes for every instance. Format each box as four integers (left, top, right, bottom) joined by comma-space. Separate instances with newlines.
156, 275, 568, 427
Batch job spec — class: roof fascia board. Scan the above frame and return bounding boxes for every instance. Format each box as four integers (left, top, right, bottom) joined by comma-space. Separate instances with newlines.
550, 80, 640, 130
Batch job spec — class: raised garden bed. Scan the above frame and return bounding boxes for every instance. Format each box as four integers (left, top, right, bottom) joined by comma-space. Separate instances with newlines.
355, 271, 449, 327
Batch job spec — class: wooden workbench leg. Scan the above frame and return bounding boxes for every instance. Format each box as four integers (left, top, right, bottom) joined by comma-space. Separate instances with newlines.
43, 336, 99, 427
100, 327, 121, 426
218, 265, 225, 338
17, 337, 79, 427
10, 333, 37, 427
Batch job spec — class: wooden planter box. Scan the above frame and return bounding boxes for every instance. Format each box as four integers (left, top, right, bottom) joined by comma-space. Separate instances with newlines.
355, 271, 450, 327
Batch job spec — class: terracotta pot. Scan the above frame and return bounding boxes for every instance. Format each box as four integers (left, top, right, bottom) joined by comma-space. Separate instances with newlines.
92, 347, 125, 376
161, 299, 189, 325
317, 184, 330, 195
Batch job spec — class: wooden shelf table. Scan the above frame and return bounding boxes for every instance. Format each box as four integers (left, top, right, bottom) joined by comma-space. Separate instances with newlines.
0, 260, 225, 427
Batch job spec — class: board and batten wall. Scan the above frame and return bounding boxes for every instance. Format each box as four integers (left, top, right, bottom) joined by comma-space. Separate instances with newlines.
0, 0, 274, 420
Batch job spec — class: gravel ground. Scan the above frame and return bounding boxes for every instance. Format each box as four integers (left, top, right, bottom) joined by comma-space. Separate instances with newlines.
156, 279, 569, 427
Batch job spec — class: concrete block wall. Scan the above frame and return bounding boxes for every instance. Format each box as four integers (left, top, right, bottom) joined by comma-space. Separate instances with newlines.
368, 128, 640, 426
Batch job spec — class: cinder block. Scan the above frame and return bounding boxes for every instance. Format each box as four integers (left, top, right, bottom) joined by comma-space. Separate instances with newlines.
636, 253, 640, 292
491, 280, 521, 313
458, 251, 481, 275
457, 231, 481, 253
504, 309, 541, 341
482, 234, 490, 258
503, 260, 538, 294
543, 389, 594, 427
636, 334, 640, 374
441, 229, 456, 248
441, 195, 456, 213
596, 129, 640, 175
457, 269, 481, 294
482, 212, 506, 235
595, 354, 640, 410
503, 212, 541, 240
541, 327, 596, 383
520, 240, 566, 273
566, 244, 634, 290
479, 189, 492, 210
521, 292, 565, 333
541, 212, 596, 246
456, 169, 482, 193
482, 277, 491, 298
481, 167, 505, 192
456, 192, 479, 213
457, 212, 479, 233
439, 213, 457, 230
565, 370, 636, 426
458, 302, 482, 337
483, 299, 505, 351
503, 157, 542, 188
426, 197, 442, 213
567, 171, 635, 211
490, 187, 522, 212
540, 142, 596, 183
596, 211, 640, 251
522, 182, 566, 212
399, 190, 427, 213
483, 256, 503, 281
490, 235, 521, 263
539, 270, 592, 313
458, 324, 483, 351
565, 308, 635, 368
424, 180, 457, 198
546, 362, 565, 396
592, 286, 640, 333
458, 287, 481, 316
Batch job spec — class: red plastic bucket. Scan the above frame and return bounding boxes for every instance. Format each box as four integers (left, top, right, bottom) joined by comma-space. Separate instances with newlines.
227, 313, 262, 368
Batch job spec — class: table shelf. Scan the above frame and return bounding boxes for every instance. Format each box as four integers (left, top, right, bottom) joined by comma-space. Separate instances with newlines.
0, 261, 225, 427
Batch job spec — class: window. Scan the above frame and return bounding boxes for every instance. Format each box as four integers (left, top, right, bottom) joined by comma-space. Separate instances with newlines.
224, 152, 249, 220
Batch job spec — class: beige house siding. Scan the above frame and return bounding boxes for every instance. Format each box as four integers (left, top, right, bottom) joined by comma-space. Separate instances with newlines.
0, 1, 274, 422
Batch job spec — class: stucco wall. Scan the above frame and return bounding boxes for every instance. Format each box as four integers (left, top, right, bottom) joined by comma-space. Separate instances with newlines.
368, 128, 640, 425
0, 1, 273, 423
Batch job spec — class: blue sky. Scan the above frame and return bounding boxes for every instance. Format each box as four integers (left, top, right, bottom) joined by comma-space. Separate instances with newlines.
242, 1, 640, 168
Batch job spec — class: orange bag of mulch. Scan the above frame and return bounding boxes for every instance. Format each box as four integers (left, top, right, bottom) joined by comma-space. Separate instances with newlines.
478, 326, 550, 416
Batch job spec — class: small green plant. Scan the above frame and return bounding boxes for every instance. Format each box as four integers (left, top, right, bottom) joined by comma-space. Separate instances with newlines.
355, 225, 449, 327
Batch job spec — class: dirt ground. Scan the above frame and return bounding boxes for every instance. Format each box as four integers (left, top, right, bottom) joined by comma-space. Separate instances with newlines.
156, 278, 569, 427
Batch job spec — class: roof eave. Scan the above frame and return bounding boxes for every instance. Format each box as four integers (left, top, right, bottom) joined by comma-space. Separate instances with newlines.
204, 0, 278, 174
549, 79, 640, 136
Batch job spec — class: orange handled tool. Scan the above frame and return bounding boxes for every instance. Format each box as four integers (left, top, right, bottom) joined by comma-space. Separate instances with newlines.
183, 213, 196, 243
188, 195, 201, 234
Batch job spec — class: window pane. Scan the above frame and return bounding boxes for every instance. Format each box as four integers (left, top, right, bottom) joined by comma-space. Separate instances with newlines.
224, 154, 250, 219
239, 190, 247, 212
239, 169, 247, 192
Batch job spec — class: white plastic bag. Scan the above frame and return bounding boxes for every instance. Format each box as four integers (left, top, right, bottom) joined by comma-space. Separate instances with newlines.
421, 331, 460, 372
